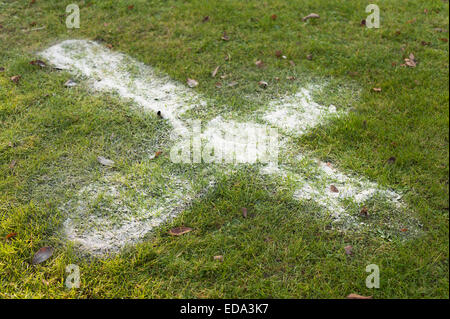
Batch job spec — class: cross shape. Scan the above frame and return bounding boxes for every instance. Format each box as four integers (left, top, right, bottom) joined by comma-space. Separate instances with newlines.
40, 40, 409, 255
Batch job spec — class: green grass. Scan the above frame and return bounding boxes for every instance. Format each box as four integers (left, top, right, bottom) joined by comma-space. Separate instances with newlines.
0, 0, 448, 298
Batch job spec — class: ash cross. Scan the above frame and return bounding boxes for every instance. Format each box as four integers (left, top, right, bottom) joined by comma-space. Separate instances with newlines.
40, 40, 411, 255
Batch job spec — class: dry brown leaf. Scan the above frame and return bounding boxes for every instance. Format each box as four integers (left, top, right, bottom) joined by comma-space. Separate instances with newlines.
270, 14, 277, 21
9, 160, 16, 169
306, 54, 313, 60
344, 245, 353, 255
406, 18, 416, 24
347, 293, 372, 299
373, 87, 382, 92
202, 16, 210, 23
302, 13, 320, 21
221, 32, 230, 41
255, 60, 264, 68
275, 50, 283, 58
30, 59, 46, 68
387, 156, 396, 164
400, 228, 408, 232
258, 80, 268, 89
286, 76, 296, 81
187, 78, 199, 88
127, 5, 134, 10
215, 82, 222, 88
169, 226, 193, 236
10, 75, 21, 83
154, 151, 162, 158
440, 38, 448, 42
211, 66, 220, 78
228, 81, 238, 87
242, 207, 248, 218
360, 206, 369, 217
32, 246, 53, 265
6, 232, 17, 240
330, 185, 339, 193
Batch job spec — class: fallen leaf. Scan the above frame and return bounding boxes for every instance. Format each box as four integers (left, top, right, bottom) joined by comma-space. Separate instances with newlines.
97, 156, 115, 167
404, 53, 417, 67
10, 75, 21, 83
270, 14, 277, 21
400, 228, 408, 232
30, 59, 46, 67
302, 13, 320, 21
6, 232, 17, 240
289, 60, 295, 66
32, 246, 53, 265
344, 245, 353, 255
127, 5, 134, 10
440, 38, 448, 42
242, 207, 248, 218
0, 67, 4, 72
387, 156, 396, 164
330, 185, 339, 193
187, 78, 199, 88
360, 206, 369, 217
214, 255, 224, 262
153, 151, 162, 159
255, 60, 264, 68
347, 293, 372, 299
211, 66, 220, 78
64, 79, 77, 87
224, 53, 231, 61
372, 87, 382, 92
9, 160, 16, 169
421, 41, 431, 46
228, 81, 238, 87
202, 16, 210, 23
215, 82, 222, 88
258, 80, 268, 89
106, 43, 113, 49
169, 226, 193, 236
275, 50, 283, 58
406, 18, 416, 24
306, 54, 313, 60
395, 30, 401, 35
221, 32, 230, 41
286, 76, 296, 81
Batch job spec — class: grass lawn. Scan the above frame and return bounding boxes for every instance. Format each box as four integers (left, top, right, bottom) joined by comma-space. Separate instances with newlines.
0, 0, 448, 298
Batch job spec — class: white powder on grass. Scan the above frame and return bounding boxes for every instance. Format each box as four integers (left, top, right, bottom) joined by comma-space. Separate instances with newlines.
40, 39, 205, 135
